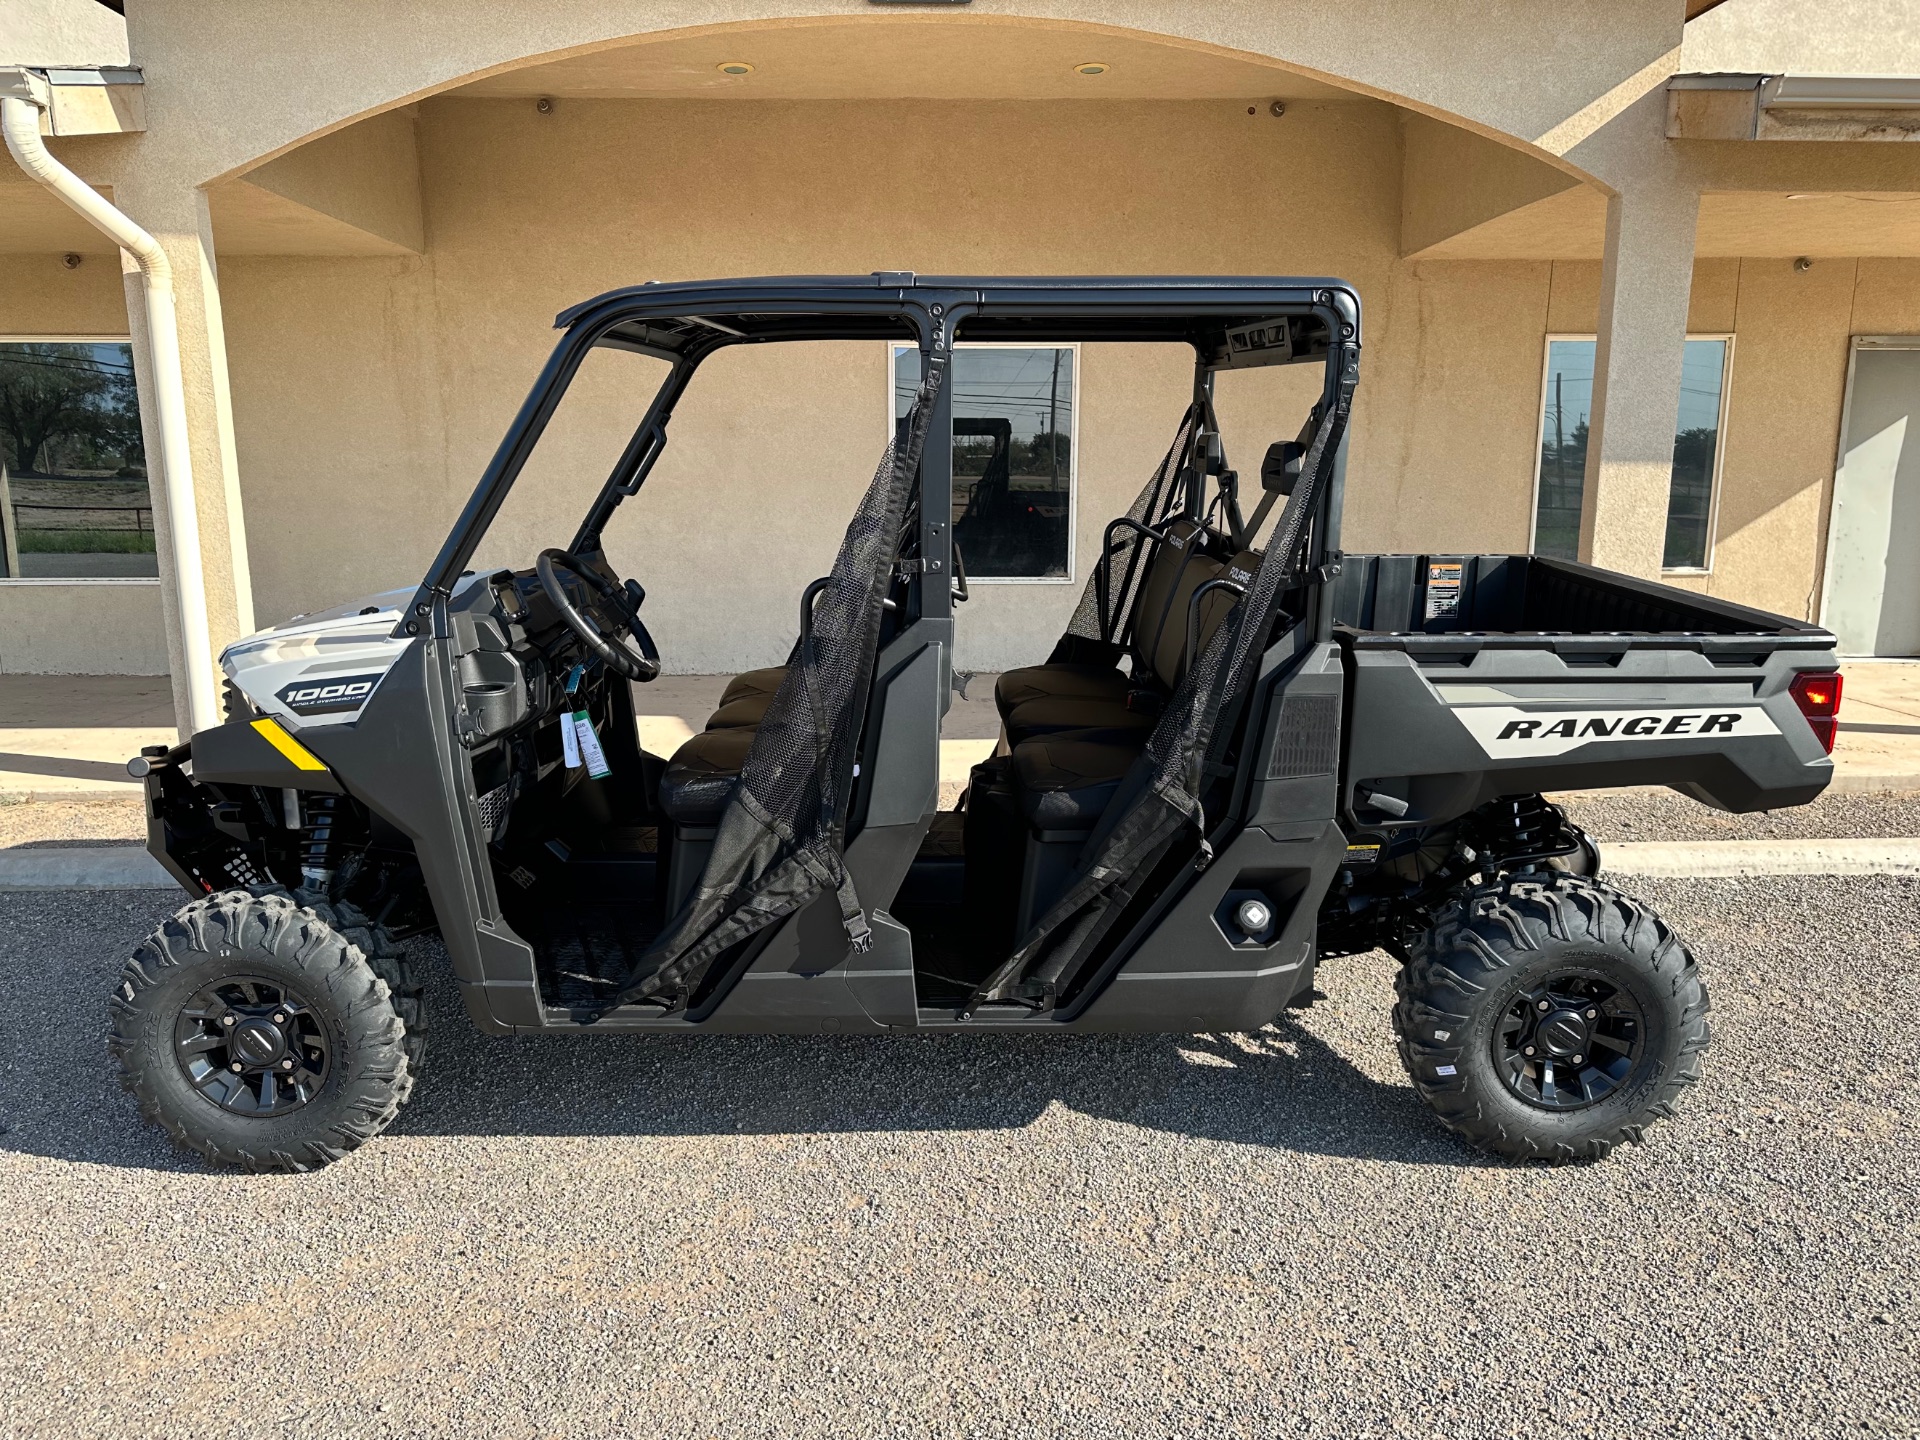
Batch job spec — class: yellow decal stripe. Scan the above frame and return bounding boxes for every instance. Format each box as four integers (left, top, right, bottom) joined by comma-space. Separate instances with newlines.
250, 717, 329, 772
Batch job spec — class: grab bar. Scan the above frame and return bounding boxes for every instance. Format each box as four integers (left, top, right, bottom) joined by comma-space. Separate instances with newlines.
1184, 577, 1247, 678
799, 574, 894, 648
1096, 516, 1178, 645
799, 576, 831, 645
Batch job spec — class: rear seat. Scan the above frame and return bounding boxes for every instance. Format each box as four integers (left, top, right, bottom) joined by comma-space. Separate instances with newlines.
992, 517, 1211, 732
1010, 732, 1147, 830
997, 545, 1258, 930
1003, 541, 1255, 746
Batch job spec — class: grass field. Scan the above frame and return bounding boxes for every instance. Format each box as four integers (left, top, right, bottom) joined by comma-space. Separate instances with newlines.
16, 529, 157, 554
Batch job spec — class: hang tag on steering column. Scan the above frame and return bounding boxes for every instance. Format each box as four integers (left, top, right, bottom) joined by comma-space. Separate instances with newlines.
573, 711, 611, 779
560, 710, 582, 769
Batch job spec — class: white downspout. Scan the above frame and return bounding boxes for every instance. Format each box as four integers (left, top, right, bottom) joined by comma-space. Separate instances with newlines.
1, 73, 220, 735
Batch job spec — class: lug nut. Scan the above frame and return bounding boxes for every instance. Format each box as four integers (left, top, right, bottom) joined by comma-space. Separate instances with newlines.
1536, 1000, 1551, 1012
222, 1015, 236, 1026
1524, 1045, 1536, 1057
230, 1062, 243, 1072
272, 1013, 286, 1024
1572, 1054, 1585, 1065
280, 1059, 295, 1070
1585, 1008, 1597, 1019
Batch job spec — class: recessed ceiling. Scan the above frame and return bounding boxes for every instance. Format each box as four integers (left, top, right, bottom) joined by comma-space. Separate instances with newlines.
1421, 187, 1920, 260
452, 20, 1356, 103
0, 180, 118, 254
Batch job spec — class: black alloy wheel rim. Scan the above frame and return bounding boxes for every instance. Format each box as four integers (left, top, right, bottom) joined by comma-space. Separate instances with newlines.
172, 976, 332, 1116
1493, 965, 1645, 1111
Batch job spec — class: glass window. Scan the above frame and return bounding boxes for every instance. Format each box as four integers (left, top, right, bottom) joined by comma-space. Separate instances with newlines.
1530, 335, 1732, 571
0, 340, 154, 579
1533, 339, 1593, 562
1665, 338, 1729, 571
894, 344, 1075, 580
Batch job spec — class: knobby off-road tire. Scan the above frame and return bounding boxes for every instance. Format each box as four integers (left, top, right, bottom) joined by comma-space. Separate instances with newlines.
1394, 872, 1709, 1163
108, 888, 423, 1172
297, 892, 427, 1074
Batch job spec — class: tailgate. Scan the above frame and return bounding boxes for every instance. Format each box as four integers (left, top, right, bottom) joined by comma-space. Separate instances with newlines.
1340, 633, 1839, 823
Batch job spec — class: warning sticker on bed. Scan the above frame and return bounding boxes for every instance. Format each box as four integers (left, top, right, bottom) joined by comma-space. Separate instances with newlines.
1425, 562, 1462, 620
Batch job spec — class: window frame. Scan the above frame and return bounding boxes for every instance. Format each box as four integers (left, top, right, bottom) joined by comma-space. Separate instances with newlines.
1526, 330, 1736, 576
889, 339, 1081, 586
0, 332, 158, 588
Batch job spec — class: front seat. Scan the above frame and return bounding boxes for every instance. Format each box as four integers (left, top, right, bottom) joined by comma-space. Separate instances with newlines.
657, 727, 756, 825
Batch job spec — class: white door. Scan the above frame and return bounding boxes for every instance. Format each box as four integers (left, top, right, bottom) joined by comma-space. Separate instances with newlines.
1824, 339, 1920, 657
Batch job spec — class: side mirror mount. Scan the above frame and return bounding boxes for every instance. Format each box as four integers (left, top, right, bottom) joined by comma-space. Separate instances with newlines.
1261, 440, 1305, 496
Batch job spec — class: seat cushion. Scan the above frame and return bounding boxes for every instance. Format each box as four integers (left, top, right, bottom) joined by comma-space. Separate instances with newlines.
719, 666, 788, 707
706, 693, 773, 729
1010, 731, 1145, 830
993, 663, 1130, 721
658, 726, 757, 824
1004, 693, 1157, 746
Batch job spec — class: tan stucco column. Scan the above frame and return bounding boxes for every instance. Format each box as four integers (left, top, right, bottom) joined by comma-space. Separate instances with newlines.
113, 180, 255, 730
1554, 84, 1701, 579
1575, 180, 1700, 576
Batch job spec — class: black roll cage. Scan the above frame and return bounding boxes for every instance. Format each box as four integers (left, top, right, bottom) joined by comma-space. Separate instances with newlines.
397, 273, 1361, 644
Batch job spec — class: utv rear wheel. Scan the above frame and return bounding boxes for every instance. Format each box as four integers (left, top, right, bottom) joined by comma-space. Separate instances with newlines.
1394, 873, 1709, 1163
108, 889, 419, 1172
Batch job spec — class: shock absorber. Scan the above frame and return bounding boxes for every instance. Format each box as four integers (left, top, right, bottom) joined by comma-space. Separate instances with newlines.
1474, 794, 1579, 871
298, 793, 347, 892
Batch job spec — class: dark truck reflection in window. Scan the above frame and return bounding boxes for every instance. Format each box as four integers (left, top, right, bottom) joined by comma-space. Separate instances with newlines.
896, 345, 1073, 579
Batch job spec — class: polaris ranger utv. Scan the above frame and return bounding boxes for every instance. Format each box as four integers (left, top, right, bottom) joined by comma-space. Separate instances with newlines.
113, 275, 1844, 1171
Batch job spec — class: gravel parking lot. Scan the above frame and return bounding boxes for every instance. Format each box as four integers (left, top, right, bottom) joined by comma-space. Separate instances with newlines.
2, 875, 1915, 1439
1559, 788, 1920, 844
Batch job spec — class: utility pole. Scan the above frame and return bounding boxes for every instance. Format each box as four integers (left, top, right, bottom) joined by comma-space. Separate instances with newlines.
1048, 349, 1061, 490
1553, 369, 1566, 547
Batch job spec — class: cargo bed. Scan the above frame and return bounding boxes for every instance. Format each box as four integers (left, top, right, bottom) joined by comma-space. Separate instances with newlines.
1329, 554, 1839, 820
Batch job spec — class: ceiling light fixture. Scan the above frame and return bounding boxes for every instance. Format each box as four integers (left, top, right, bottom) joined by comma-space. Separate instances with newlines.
716, 61, 755, 76
1073, 62, 1110, 77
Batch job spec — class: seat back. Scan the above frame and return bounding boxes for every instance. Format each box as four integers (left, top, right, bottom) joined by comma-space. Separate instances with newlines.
1185, 549, 1260, 677
1126, 519, 1224, 688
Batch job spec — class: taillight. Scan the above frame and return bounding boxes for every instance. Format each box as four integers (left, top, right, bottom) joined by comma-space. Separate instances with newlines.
1789, 670, 1843, 754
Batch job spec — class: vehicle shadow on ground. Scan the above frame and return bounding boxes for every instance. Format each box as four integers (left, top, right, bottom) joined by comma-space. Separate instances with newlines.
0, 907, 1492, 1173
383, 998, 1491, 1169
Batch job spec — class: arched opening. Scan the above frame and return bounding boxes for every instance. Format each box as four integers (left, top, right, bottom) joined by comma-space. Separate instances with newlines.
199, 14, 1601, 662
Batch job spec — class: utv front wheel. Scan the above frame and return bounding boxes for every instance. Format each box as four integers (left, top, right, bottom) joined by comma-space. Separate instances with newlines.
1394, 873, 1709, 1163
108, 889, 419, 1172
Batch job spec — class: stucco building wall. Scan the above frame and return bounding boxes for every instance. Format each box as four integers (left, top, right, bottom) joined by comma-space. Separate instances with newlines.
0, 252, 171, 673
220, 97, 1413, 673
196, 97, 1915, 674
4, 4, 1919, 684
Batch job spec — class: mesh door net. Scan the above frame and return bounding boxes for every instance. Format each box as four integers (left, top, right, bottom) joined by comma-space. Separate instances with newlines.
969, 368, 1354, 1011
597, 357, 946, 1014
1051, 404, 1202, 667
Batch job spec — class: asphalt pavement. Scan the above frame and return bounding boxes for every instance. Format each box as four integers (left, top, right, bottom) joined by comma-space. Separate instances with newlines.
1, 876, 1914, 1438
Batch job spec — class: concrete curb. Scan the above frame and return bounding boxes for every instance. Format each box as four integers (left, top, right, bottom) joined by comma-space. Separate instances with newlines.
0, 846, 173, 890
1548, 777, 1920, 800
1602, 837, 1920, 878
0, 789, 144, 805
1826, 774, 1920, 795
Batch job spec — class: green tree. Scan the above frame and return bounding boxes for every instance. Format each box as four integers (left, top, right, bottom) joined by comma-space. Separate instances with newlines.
0, 344, 137, 475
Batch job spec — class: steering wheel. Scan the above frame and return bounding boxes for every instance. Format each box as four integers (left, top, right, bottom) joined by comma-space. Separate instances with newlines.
534, 548, 661, 682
